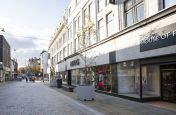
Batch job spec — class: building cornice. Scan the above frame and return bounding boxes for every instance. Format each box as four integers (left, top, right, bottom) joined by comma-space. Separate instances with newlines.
48, 22, 65, 49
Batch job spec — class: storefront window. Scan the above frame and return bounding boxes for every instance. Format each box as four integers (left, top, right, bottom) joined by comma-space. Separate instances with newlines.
60, 72, 67, 85
95, 65, 112, 93
78, 68, 95, 86
142, 65, 160, 98
71, 69, 79, 86
118, 60, 140, 98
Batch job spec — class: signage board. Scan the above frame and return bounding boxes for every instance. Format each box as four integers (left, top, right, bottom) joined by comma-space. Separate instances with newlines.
140, 23, 176, 52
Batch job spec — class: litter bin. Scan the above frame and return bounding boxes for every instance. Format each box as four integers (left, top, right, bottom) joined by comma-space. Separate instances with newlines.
57, 79, 62, 88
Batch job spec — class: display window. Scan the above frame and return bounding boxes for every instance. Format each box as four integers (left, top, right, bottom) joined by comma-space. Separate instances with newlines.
118, 60, 140, 98
95, 65, 112, 93
59, 72, 67, 85
141, 65, 160, 98
79, 67, 95, 86
71, 69, 79, 86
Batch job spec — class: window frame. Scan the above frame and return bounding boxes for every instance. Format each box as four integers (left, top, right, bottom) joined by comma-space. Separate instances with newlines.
124, 0, 144, 27
98, 18, 104, 40
106, 12, 114, 37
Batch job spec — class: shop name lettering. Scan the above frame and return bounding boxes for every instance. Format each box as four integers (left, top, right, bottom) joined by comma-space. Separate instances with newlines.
70, 59, 80, 67
140, 30, 176, 45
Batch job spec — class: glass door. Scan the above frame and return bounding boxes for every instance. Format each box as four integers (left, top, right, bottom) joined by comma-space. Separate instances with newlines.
161, 70, 176, 102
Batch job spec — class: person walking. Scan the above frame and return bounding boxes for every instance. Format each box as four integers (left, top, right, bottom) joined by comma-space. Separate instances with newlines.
25, 77, 28, 82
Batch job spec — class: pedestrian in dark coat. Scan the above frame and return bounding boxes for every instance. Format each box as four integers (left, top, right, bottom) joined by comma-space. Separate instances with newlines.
25, 77, 28, 82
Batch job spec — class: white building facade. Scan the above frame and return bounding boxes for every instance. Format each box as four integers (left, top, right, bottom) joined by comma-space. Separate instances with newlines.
49, 0, 176, 102
40, 51, 48, 79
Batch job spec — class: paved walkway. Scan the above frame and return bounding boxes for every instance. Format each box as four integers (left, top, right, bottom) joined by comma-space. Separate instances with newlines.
45, 82, 176, 115
0, 81, 103, 115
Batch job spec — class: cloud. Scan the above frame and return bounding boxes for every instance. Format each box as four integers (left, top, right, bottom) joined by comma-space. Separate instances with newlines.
0, 16, 52, 67
12, 49, 41, 67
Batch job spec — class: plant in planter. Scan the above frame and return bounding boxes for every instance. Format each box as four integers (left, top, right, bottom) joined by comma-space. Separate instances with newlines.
49, 66, 57, 87
75, 16, 97, 101
76, 16, 96, 86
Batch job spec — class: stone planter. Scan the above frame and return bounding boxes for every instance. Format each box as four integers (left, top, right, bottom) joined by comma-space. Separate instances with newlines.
75, 85, 95, 101
49, 79, 57, 87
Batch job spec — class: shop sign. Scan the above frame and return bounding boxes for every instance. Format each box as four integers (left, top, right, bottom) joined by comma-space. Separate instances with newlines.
70, 59, 80, 67
140, 23, 176, 52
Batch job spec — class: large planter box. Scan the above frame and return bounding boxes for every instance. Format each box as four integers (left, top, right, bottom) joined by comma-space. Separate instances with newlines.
49, 79, 57, 87
76, 85, 95, 101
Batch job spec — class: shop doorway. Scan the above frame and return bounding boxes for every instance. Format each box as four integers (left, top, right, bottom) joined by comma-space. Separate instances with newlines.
161, 65, 176, 103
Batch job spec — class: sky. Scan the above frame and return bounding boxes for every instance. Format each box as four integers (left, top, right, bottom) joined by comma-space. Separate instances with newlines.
0, 0, 69, 67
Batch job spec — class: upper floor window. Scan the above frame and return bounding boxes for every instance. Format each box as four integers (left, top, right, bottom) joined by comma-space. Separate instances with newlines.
163, 0, 176, 8
106, 12, 114, 37
83, 8, 88, 25
63, 47, 66, 58
98, 0, 105, 12
124, 0, 144, 27
63, 33, 66, 44
89, 3, 94, 20
68, 25, 72, 39
74, 17, 80, 35
98, 19, 104, 41
69, 7, 71, 16
76, 0, 81, 6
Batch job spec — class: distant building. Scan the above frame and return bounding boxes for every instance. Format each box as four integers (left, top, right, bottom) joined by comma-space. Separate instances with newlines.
0, 35, 11, 82
11, 59, 18, 80
40, 50, 49, 79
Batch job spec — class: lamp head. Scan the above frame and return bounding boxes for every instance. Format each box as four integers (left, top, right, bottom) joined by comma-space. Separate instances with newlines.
1, 28, 5, 32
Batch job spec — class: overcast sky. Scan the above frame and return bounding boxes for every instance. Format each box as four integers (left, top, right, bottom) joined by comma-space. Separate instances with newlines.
0, 0, 69, 67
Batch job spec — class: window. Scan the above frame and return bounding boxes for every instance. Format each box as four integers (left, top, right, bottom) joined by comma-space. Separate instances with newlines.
142, 65, 160, 98
98, 0, 105, 12
63, 47, 66, 58
63, 33, 66, 44
69, 7, 71, 16
98, 19, 104, 40
163, 0, 176, 8
75, 0, 81, 6
58, 38, 61, 47
106, 12, 114, 37
56, 41, 58, 50
124, 0, 144, 27
70, 42, 73, 54
75, 38, 79, 51
89, 3, 94, 20
74, 17, 80, 35
57, 53, 59, 62
118, 60, 140, 98
83, 8, 88, 25
67, 44, 69, 56
68, 25, 72, 39
60, 50, 62, 60
74, 38, 79, 51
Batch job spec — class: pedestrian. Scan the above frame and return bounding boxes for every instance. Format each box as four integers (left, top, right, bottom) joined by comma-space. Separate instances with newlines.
25, 77, 28, 82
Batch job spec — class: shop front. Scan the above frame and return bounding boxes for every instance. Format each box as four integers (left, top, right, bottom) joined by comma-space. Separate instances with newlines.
95, 65, 112, 93
161, 64, 176, 103
71, 67, 95, 86
117, 60, 141, 99
140, 54, 176, 102
117, 57, 176, 102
